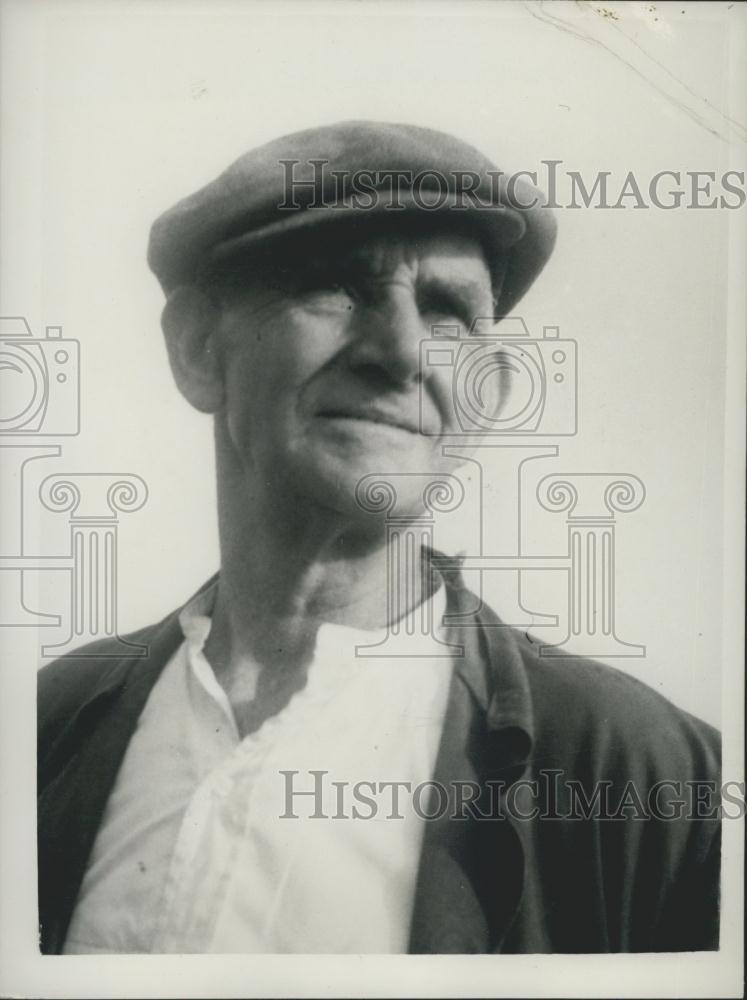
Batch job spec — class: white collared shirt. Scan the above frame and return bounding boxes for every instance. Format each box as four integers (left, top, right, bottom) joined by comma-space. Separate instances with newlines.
63, 583, 454, 954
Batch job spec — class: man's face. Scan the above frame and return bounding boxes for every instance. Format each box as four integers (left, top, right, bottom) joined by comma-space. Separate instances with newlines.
211, 225, 499, 518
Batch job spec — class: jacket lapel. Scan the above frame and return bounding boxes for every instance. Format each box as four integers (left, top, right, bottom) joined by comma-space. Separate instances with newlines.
408, 568, 534, 953
37, 612, 184, 953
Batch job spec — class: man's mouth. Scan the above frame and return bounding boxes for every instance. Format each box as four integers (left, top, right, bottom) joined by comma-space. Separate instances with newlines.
317, 407, 423, 436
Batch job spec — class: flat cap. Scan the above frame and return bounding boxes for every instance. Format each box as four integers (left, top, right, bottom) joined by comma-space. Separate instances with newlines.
148, 120, 557, 317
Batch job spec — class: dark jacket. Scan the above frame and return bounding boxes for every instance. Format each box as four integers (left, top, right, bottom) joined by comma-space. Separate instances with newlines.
38, 569, 721, 954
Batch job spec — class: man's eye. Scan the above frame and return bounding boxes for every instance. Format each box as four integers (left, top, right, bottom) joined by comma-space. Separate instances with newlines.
300, 278, 356, 307
418, 291, 473, 326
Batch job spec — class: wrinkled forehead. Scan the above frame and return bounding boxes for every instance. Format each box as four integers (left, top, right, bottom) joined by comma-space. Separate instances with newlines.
329, 228, 492, 280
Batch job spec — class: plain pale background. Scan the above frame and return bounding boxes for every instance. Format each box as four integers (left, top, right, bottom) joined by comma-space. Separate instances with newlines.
0, 2, 744, 997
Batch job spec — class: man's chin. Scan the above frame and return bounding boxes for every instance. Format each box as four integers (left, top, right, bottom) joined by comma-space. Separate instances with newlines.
290, 443, 444, 521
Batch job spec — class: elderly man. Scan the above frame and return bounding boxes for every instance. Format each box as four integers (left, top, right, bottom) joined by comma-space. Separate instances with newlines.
38, 122, 720, 955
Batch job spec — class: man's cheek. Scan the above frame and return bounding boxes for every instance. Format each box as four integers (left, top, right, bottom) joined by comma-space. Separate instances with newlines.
426, 372, 459, 435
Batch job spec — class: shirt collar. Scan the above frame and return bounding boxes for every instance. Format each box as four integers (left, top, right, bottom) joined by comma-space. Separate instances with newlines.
176, 574, 449, 659
175, 558, 533, 748
178, 578, 218, 649
176, 573, 451, 722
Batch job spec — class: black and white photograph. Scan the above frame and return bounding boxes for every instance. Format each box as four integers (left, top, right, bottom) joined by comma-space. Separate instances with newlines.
0, 1, 744, 997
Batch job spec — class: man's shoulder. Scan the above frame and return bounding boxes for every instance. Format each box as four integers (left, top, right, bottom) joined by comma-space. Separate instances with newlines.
37, 614, 181, 742
37, 574, 218, 727
39, 623, 157, 689
509, 628, 721, 777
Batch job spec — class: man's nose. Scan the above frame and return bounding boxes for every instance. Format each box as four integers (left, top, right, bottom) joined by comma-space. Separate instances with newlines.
347, 283, 425, 386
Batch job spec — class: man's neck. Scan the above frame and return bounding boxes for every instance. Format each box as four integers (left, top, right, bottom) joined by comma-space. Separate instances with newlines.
202, 461, 433, 736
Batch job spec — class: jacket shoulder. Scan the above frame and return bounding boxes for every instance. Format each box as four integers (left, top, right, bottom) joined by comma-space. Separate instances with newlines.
512, 630, 721, 781
37, 574, 218, 714
37, 615, 179, 754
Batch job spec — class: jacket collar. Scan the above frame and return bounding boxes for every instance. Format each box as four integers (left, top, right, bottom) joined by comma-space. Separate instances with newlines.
443, 561, 534, 746
407, 561, 534, 953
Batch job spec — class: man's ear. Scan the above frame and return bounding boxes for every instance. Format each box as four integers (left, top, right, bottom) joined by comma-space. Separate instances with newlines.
161, 287, 225, 413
